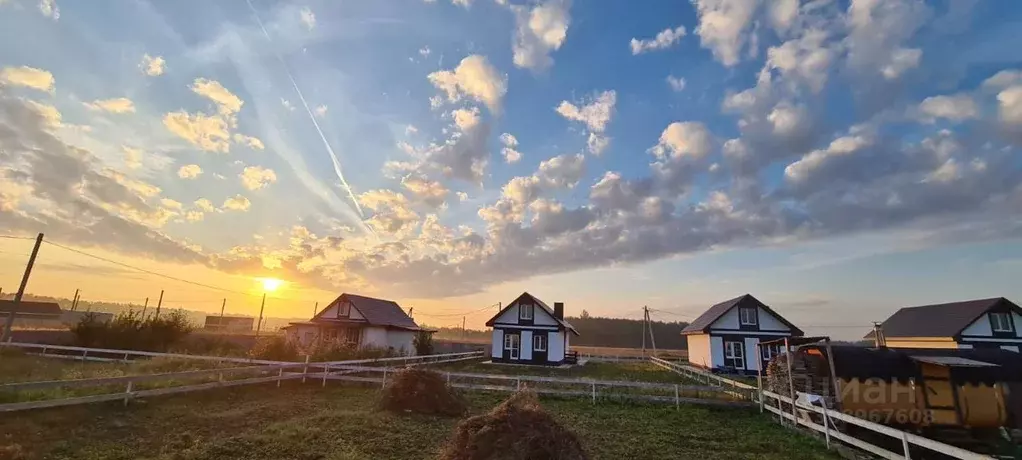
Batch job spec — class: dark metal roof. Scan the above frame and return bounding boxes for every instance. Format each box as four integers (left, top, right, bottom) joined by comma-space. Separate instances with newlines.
485, 292, 579, 335
0, 300, 62, 317
864, 297, 1018, 339
804, 345, 1022, 384
343, 293, 421, 330
681, 294, 804, 336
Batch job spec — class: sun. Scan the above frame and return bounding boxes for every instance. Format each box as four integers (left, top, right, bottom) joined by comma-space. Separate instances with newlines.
260, 278, 284, 292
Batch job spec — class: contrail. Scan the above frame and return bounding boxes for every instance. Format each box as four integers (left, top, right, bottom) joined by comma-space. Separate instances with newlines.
244, 0, 366, 221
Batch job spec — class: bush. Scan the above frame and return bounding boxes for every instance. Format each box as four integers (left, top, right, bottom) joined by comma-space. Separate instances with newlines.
414, 330, 434, 356
378, 368, 466, 416
248, 336, 299, 362
294, 336, 403, 362
70, 310, 193, 352
172, 336, 248, 357
441, 391, 589, 460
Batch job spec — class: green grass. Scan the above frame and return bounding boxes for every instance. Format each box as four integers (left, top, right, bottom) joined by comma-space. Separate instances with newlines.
0, 382, 839, 460
430, 359, 698, 384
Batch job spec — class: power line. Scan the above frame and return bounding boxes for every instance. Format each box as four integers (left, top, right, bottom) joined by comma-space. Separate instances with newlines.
416, 303, 499, 318
0, 235, 35, 240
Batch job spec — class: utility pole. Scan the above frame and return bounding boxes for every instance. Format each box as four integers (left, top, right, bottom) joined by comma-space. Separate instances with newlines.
2, 233, 43, 343
73, 291, 81, 311
256, 292, 266, 336
141, 297, 149, 317
646, 306, 658, 356
219, 298, 226, 331
312, 301, 318, 318
641, 306, 647, 357
462, 316, 467, 339
408, 307, 413, 319
155, 290, 164, 319
70, 289, 79, 311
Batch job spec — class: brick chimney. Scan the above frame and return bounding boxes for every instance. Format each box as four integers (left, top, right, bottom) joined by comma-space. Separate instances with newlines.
554, 302, 564, 320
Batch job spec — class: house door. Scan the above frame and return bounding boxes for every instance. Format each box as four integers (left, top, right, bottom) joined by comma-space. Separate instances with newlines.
532, 333, 548, 363
503, 333, 520, 361
724, 340, 746, 370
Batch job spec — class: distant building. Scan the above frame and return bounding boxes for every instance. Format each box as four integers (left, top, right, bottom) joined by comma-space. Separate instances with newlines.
681, 294, 804, 375
283, 293, 432, 355
485, 292, 579, 366
0, 300, 62, 318
204, 315, 255, 332
866, 297, 1022, 352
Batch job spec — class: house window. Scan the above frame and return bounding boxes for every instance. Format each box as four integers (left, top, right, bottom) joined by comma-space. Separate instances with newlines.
520, 303, 534, 321
739, 307, 757, 326
337, 301, 350, 318
724, 341, 745, 369
761, 343, 782, 361
533, 334, 547, 352
990, 312, 1014, 333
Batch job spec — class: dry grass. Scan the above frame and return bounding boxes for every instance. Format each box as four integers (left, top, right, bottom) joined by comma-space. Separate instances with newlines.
378, 368, 467, 417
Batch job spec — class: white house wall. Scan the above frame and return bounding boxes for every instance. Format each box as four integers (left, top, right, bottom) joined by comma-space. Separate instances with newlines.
521, 330, 533, 360
491, 329, 504, 358
349, 306, 365, 320
756, 307, 790, 331
686, 334, 712, 368
387, 330, 416, 355
709, 305, 791, 331
710, 336, 725, 367
961, 316, 993, 336
1015, 312, 1022, 336
710, 308, 740, 329
548, 330, 565, 361
745, 337, 761, 371
532, 306, 558, 326
492, 304, 520, 324
361, 327, 388, 348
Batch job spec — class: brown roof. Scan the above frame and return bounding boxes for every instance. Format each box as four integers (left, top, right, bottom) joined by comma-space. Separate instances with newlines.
681, 294, 804, 335
0, 300, 62, 317
484, 292, 579, 335
865, 297, 1019, 339
311, 293, 425, 330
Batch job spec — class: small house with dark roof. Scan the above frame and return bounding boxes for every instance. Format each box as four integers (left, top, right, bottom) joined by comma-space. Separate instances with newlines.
485, 292, 579, 365
866, 297, 1022, 352
0, 300, 63, 318
283, 293, 432, 355
681, 294, 803, 374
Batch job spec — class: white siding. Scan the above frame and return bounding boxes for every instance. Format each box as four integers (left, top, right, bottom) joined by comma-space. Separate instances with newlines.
757, 307, 790, 331
491, 329, 504, 358
958, 344, 973, 349
564, 331, 570, 352
745, 337, 760, 372
686, 334, 712, 368
286, 325, 319, 346
1001, 345, 1020, 352
548, 330, 565, 362
710, 308, 740, 329
492, 304, 521, 324
387, 330, 415, 355
1014, 312, 1022, 337
961, 315, 993, 336
521, 330, 533, 360
349, 306, 365, 320
710, 336, 725, 369
532, 305, 558, 326
361, 327, 388, 348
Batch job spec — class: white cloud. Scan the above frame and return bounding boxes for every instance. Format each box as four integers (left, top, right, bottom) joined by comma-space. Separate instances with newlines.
511, 0, 571, 71
691, 0, 759, 66
25, 100, 61, 127
178, 164, 202, 179
881, 47, 922, 80
630, 25, 686, 55
916, 94, 979, 123
456, 191, 470, 201
765, 28, 835, 94
299, 7, 316, 30
314, 105, 328, 117
160, 198, 183, 210
587, 132, 610, 156
233, 133, 266, 150
240, 166, 278, 191
163, 111, 231, 153
500, 132, 523, 163
537, 153, 585, 188
222, 195, 252, 212
38, 0, 58, 20
85, 97, 135, 114
190, 78, 243, 115
651, 122, 713, 159
405, 125, 419, 135
140, 54, 166, 77
281, 98, 295, 111
452, 0, 472, 8
555, 90, 616, 132
428, 55, 507, 113
194, 198, 215, 212
983, 70, 1022, 90
185, 211, 204, 222
1, 66, 55, 92
666, 75, 687, 92
402, 177, 449, 207
419, 46, 431, 58
123, 146, 143, 170
998, 85, 1022, 126
452, 106, 481, 132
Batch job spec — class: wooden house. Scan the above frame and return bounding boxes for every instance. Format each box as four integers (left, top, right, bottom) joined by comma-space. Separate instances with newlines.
283, 293, 432, 355
485, 292, 579, 365
866, 297, 1022, 351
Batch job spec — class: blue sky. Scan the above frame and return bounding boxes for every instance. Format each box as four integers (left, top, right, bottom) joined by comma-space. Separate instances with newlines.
1, 0, 1021, 338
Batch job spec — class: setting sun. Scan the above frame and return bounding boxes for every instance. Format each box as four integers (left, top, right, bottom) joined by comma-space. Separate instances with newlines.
260, 278, 284, 292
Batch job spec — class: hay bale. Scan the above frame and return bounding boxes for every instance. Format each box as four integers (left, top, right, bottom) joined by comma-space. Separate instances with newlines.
378, 368, 467, 416
440, 391, 589, 460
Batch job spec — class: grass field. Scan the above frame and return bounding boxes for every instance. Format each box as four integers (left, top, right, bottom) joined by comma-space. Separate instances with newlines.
0, 381, 839, 460
430, 358, 695, 384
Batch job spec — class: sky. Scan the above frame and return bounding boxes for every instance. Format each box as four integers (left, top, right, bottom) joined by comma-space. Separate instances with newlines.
1, 0, 1021, 339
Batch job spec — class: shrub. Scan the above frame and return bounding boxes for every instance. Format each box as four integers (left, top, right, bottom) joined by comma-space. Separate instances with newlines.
249, 336, 299, 361
414, 330, 434, 356
378, 368, 466, 416
441, 391, 589, 460
70, 310, 193, 352
294, 336, 403, 362
174, 336, 247, 357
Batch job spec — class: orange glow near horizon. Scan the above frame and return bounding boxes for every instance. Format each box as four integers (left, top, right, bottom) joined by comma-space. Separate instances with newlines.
260, 277, 284, 292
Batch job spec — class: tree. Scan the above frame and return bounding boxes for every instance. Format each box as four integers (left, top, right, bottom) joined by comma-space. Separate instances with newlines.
414, 330, 435, 356
580, 309, 591, 319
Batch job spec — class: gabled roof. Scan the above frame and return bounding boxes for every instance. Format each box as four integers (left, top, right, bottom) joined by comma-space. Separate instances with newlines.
485, 292, 579, 335
315, 293, 423, 330
680, 294, 804, 335
864, 297, 1019, 339
0, 300, 62, 317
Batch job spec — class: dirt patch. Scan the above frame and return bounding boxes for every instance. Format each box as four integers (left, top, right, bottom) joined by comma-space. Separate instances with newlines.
378, 368, 467, 417
440, 391, 589, 460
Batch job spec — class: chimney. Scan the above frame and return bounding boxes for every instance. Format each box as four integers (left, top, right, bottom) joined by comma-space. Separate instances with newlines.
872, 322, 886, 348
554, 302, 564, 320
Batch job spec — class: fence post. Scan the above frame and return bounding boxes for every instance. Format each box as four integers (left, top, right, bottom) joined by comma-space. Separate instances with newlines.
382, 368, 388, 388
901, 432, 912, 460
302, 356, 310, 384
674, 384, 679, 410
516, 378, 521, 391
123, 352, 129, 363
123, 381, 133, 406
322, 363, 330, 387
82, 349, 88, 362
41, 345, 47, 356
447, 372, 451, 387
277, 367, 284, 388
591, 382, 596, 405
822, 406, 831, 449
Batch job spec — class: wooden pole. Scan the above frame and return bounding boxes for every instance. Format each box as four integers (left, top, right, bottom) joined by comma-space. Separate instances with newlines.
312, 301, 318, 318
462, 316, 466, 339
646, 306, 658, 356
641, 306, 647, 357
70, 289, 79, 311
155, 290, 164, 319
823, 338, 842, 411
785, 337, 797, 423
219, 298, 226, 331
256, 292, 266, 336
141, 297, 149, 317
2, 233, 43, 343
757, 342, 764, 413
